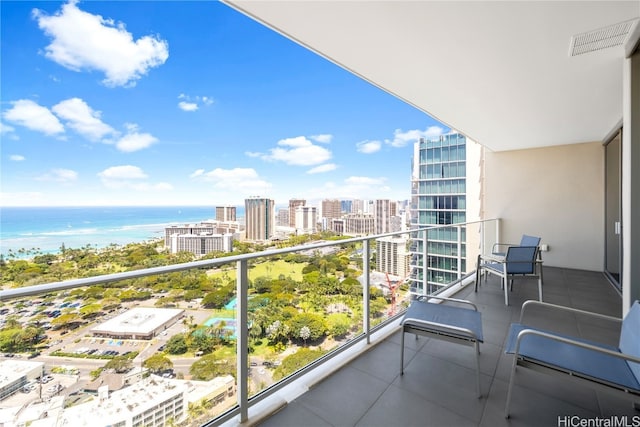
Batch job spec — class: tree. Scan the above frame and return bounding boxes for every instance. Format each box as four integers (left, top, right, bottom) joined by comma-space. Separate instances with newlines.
272, 348, 325, 380
189, 354, 235, 381
165, 334, 188, 354
143, 354, 173, 373
288, 312, 326, 342
299, 326, 311, 346
105, 356, 132, 373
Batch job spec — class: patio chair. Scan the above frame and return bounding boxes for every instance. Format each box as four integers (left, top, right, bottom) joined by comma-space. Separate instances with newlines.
475, 244, 542, 305
504, 300, 640, 418
400, 295, 484, 397
491, 234, 541, 258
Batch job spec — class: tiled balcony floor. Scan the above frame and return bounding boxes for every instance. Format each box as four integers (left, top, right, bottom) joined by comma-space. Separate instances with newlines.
256, 267, 636, 427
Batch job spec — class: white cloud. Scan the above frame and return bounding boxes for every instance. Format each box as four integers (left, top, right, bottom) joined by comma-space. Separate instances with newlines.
33, 0, 169, 87
356, 140, 382, 154
112, 124, 157, 152
306, 175, 390, 200
345, 176, 386, 186
3, 99, 65, 136
36, 168, 78, 182
178, 101, 198, 112
194, 167, 272, 193
99, 165, 147, 180
189, 169, 205, 178
386, 126, 445, 147
307, 163, 337, 174
259, 136, 332, 166
311, 134, 333, 143
97, 165, 171, 191
177, 94, 214, 111
52, 97, 116, 141
0, 122, 15, 134
10, 155, 25, 161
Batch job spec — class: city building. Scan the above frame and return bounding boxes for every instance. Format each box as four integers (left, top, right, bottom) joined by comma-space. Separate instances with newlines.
92, 307, 184, 340
376, 235, 411, 277
321, 199, 342, 230
0, 360, 44, 401
340, 200, 352, 214
245, 197, 276, 242
374, 199, 396, 234
410, 132, 482, 295
216, 206, 237, 222
164, 222, 240, 247
169, 233, 234, 256
276, 208, 290, 227
59, 375, 188, 427
351, 199, 364, 214
288, 199, 306, 228
342, 213, 375, 236
330, 218, 345, 235
294, 205, 317, 235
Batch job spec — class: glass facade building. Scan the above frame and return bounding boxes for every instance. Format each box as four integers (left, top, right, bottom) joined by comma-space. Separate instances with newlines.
410, 133, 468, 295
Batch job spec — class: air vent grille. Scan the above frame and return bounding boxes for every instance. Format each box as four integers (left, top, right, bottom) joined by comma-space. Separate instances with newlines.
570, 19, 638, 56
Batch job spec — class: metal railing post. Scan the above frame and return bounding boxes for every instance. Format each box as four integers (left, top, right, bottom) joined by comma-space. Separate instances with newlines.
362, 239, 370, 344
236, 259, 249, 423
422, 230, 429, 296
457, 225, 463, 278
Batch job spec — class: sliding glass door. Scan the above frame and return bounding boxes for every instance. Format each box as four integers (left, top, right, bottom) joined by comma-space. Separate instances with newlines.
605, 129, 622, 291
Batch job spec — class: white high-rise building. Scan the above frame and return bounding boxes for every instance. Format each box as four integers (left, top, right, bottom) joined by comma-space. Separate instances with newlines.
376, 235, 411, 277
295, 206, 317, 235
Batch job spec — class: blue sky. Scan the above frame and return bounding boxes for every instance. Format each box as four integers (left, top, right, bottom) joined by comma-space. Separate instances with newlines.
1, 1, 447, 207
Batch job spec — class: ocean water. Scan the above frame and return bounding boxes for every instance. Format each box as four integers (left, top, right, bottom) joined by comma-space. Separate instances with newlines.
0, 206, 243, 258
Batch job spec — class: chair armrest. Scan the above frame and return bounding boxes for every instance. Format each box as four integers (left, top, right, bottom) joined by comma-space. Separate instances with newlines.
479, 253, 505, 263
520, 300, 622, 324
416, 295, 479, 311
513, 328, 640, 365
492, 242, 516, 253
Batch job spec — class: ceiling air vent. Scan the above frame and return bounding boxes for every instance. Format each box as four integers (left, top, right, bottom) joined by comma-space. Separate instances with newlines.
569, 19, 638, 56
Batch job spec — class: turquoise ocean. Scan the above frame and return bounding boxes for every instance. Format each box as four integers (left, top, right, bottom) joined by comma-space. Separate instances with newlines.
0, 206, 243, 258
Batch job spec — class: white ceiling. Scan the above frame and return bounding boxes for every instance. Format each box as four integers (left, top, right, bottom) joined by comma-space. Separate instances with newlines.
223, 1, 639, 152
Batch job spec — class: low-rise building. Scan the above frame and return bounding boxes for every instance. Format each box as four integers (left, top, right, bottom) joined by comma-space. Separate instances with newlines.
0, 360, 44, 401
92, 307, 184, 340
59, 375, 188, 427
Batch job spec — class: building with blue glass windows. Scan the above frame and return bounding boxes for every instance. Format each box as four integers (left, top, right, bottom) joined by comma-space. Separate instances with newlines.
410, 132, 482, 296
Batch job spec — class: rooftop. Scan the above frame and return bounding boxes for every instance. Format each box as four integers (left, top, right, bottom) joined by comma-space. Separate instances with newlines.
92, 307, 183, 336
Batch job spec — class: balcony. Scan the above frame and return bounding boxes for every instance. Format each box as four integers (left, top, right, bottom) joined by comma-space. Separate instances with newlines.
1, 222, 630, 426
250, 267, 627, 427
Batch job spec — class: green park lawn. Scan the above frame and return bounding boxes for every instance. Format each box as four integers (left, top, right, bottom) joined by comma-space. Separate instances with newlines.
206, 259, 306, 282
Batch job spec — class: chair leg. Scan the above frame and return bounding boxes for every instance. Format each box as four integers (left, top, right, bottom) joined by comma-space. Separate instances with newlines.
503, 276, 509, 305
504, 357, 519, 418
475, 341, 482, 398
538, 276, 543, 301
400, 329, 405, 375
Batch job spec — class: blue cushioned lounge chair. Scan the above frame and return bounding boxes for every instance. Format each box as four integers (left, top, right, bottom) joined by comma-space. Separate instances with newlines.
504, 300, 640, 418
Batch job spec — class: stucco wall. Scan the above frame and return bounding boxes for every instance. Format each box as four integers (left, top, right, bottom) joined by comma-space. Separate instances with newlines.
483, 141, 604, 271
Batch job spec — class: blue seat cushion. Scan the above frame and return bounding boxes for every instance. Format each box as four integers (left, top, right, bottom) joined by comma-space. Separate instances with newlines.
506, 323, 640, 392
402, 301, 483, 342
619, 301, 640, 384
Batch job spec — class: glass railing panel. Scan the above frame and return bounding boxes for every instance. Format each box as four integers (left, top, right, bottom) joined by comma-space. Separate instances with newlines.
0, 220, 498, 426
